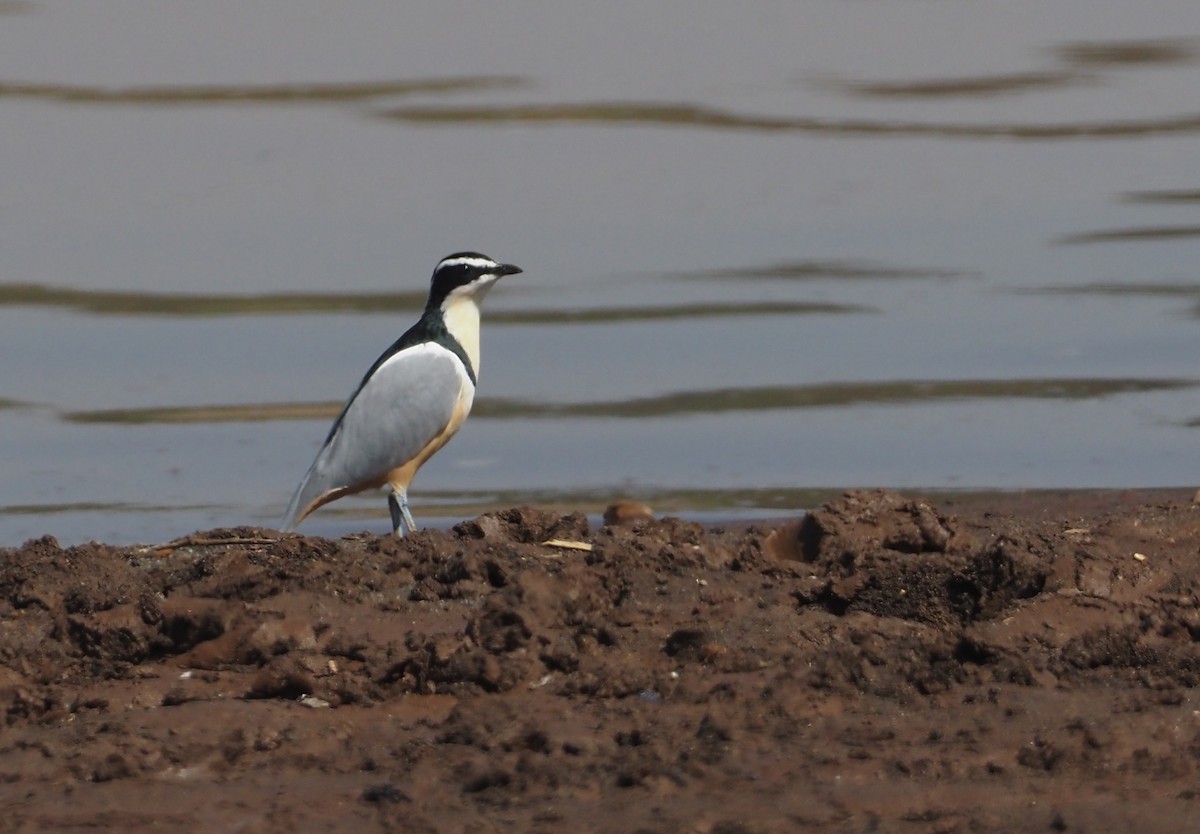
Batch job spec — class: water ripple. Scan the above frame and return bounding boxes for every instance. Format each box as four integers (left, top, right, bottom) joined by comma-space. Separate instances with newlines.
1055, 38, 1199, 68
0, 76, 525, 105
1120, 189, 1200, 204
382, 101, 1200, 140
826, 71, 1082, 99
679, 259, 974, 282
479, 378, 1195, 419
61, 378, 1195, 425
0, 283, 859, 321
1055, 225, 1200, 245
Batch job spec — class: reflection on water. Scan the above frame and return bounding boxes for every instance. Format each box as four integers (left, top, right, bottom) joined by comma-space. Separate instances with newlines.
832, 37, 1199, 99
0, 284, 860, 320
825, 71, 1081, 99
0, 501, 174, 516
0, 76, 524, 105
383, 101, 1200, 139
1055, 226, 1200, 245
1025, 283, 1200, 297
64, 402, 342, 425
378, 38, 1200, 139
1021, 283, 1200, 320
1121, 189, 1200, 204
60, 378, 1194, 425
476, 378, 1196, 420
0, 283, 426, 316
1017, 282, 1200, 319
1054, 38, 1199, 68
496, 301, 866, 323
681, 260, 973, 281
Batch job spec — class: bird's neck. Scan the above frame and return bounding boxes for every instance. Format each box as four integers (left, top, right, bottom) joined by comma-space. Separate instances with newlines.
440, 293, 483, 377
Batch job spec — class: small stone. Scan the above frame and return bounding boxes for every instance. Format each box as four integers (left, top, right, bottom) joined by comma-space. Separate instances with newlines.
603, 500, 654, 526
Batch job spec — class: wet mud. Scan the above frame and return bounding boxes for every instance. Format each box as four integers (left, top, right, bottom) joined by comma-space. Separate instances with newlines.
2, 489, 1200, 832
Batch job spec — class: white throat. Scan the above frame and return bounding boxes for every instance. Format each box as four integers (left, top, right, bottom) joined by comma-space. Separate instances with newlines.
441, 290, 485, 376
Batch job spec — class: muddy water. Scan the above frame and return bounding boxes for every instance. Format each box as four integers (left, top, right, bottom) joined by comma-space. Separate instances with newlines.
1, 3, 1199, 544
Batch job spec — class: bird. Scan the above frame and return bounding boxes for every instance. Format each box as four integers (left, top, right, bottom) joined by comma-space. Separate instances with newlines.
282, 252, 521, 536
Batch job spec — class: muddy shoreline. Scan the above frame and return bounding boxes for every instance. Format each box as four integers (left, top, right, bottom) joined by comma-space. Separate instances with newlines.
2, 488, 1199, 832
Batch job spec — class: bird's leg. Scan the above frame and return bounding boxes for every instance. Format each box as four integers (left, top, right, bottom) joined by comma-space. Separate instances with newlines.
388, 487, 417, 537
387, 492, 403, 536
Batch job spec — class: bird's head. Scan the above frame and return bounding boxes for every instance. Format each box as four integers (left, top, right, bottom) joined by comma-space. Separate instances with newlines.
427, 252, 522, 311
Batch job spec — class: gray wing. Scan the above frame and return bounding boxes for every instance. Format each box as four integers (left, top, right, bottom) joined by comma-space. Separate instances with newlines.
282, 345, 466, 529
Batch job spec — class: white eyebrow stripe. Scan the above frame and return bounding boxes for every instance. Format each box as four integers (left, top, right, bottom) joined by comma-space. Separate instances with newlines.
437, 256, 499, 270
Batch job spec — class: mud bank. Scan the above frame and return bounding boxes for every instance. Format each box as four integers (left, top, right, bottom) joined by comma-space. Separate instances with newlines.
2, 489, 1199, 832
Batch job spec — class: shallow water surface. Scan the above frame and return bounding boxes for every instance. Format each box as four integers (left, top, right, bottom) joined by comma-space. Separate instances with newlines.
2, 2, 1199, 544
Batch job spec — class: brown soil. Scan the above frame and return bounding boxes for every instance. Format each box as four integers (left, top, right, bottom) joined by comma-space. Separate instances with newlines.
3, 489, 1200, 833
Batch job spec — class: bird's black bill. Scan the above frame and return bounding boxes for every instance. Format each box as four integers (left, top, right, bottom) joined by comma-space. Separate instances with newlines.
498, 263, 522, 277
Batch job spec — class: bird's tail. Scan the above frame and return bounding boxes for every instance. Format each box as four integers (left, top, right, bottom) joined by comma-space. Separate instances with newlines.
281, 465, 322, 532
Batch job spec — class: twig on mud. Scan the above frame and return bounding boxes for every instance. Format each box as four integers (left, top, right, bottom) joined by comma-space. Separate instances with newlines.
140, 533, 288, 555
542, 539, 593, 552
